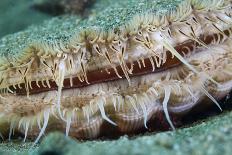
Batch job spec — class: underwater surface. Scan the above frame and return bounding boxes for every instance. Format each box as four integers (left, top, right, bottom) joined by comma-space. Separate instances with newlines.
0, 0, 232, 155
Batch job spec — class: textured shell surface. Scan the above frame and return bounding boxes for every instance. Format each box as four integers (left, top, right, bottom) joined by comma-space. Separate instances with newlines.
0, 0, 232, 144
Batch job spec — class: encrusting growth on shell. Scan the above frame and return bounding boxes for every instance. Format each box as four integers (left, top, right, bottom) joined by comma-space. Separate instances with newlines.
0, 0, 232, 143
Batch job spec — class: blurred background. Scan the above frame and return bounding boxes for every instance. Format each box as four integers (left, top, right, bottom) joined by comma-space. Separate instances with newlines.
0, 0, 50, 38
0, 0, 94, 38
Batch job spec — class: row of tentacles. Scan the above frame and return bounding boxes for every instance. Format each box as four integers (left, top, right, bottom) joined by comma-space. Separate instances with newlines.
0, 0, 231, 143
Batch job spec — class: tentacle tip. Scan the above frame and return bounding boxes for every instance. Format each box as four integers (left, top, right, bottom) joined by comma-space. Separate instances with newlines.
171, 125, 176, 131
144, 124, 148, 129
110, 121, 117, 126
218, 106, 223, 112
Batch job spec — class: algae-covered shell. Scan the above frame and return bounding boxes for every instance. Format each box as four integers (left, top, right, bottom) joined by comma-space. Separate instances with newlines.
0, 0, 231, 145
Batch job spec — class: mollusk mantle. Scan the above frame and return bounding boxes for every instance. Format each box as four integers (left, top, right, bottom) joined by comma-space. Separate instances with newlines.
0, 0, 232, 143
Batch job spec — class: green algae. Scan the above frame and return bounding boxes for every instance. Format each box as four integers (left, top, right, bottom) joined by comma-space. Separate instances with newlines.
0, 0, 183, 64
0, 15, 82, 62
0, 0, 232, 155
0, 141, 38, 155
86, 0, 182, 30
